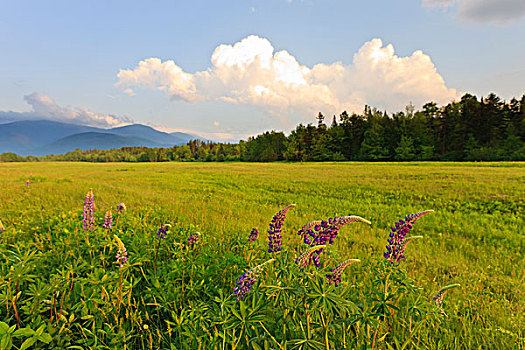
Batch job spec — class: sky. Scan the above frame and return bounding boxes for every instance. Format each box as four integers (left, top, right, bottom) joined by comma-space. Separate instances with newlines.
1, 0, 524, 141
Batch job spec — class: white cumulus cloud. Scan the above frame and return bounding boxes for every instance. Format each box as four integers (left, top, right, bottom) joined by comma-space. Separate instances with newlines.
422, 0, 525, 24
116, 35, 459, 118
0, 93, 132, 128
116, 58, 201, 102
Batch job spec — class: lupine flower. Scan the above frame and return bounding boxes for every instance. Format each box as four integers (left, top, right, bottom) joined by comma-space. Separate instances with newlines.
248, 227, 259, 242
114, 235, 128, 267
157, 224, 171, 239
398, 235, 423, 253
116, 203, 126, 213
103, 210, 113, 229
0, 220, 5, 233
268, 204, 295, 253
297, 221, 322, 245
25, 180, 30, 186
82, 189, 96, 232
298, 216, 371, 267
233, 259, 275, 300
187, 232, 200, 246
432, 283, 460, 307
384, 210, 433, 263
295, 245, 326, 268
326, 259, 360, 286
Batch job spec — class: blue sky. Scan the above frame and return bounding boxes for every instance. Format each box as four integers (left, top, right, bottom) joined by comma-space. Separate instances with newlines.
1, 0, 524, 140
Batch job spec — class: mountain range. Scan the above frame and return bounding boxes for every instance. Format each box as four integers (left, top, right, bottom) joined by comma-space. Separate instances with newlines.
0, 120, 202, 156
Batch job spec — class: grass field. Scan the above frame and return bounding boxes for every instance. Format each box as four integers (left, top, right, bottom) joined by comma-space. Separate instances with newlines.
0, 161, 524, 349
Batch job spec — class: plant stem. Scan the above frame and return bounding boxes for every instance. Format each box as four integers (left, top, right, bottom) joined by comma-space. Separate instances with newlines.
10, 286, 21, 328
259, 322, 284, 350
117, 267, 123, 315
372, 329, 378, 349
154, 238, 162, 277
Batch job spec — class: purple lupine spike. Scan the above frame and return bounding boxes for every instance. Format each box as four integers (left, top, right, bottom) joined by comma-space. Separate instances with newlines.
295, 245, 326, 268
114, 235, 128, 267
187, 232, 200, 246
398, 235, 423, 253
103, 210, 113, 229
302, 216, 371, 267
25, 180, 30, 186
0, 220, 5, 233
157, 224, 171, 239
432, 283, 460, 307
248, 227, 259, 242
326, 259, 360, 286
116, 203, 127, 213
82, 189, 95, 232
267, 204, 295, 253
297, 221, 322, 245
233, 259, 275, 301
384, 210, 433, 263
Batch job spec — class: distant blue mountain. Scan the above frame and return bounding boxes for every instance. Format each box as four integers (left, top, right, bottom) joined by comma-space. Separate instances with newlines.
0, 120, 100, 155
0, 120, 202, 156
110, 124, 183, 145
40, 132, 159, 156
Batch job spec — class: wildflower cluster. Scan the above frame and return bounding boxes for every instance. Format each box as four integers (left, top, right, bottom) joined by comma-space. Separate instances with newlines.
326, 259, 360, 286
233, 259, 274, 300
82, 189, 95, 232
267, 204, 295, 253
187, 232, 200, 247
114, 235, 128, 267
116, 203, 126, 213
248, 227, 259, 242
157, 224, 171, 239
103, 210, 113, 229
0, 220, 4, 233
384, 210, 433, 262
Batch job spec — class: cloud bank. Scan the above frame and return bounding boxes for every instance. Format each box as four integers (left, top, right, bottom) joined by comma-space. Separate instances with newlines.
0, 93, 132, 128
423, 0, 525, 24
116, 36, 459, 118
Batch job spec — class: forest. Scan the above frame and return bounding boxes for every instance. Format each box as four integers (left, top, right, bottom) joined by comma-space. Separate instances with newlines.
2, 92, 524, 162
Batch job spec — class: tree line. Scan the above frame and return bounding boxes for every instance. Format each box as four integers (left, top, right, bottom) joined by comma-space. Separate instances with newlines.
2, 92, 524, 162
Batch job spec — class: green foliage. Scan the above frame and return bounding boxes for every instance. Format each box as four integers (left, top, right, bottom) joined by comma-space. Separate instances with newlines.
0, 206, 448, 349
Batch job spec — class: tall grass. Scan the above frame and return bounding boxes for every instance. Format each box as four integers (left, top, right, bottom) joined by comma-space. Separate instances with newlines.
0, 161, 523, 348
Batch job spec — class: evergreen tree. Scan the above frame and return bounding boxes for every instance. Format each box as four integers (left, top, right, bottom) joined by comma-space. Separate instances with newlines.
395, 135, 416, 160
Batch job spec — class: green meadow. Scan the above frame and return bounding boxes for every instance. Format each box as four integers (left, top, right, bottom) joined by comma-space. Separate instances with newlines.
0, 161, 524, 349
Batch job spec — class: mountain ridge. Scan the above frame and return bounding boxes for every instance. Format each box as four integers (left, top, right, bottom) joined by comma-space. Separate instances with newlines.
0, 120, 203, 156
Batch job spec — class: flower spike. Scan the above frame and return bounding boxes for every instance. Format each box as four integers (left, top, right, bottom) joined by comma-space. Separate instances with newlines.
295, 245, 327, 268
297, 221, 322, 245
157, 224, 171, 239
233, 259, 275, 300
113, 234, 128, 267
103, 210, 113, 229
187, 232, 200, 247
326, 259, 360, 286
432, 283, 460, 307
268, 204, 295, 253
116, 203, 127, 213
248, 227, 259, 242
384, 210, 433, 263
298, 215, 371, 266
82, 189, 95, 232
